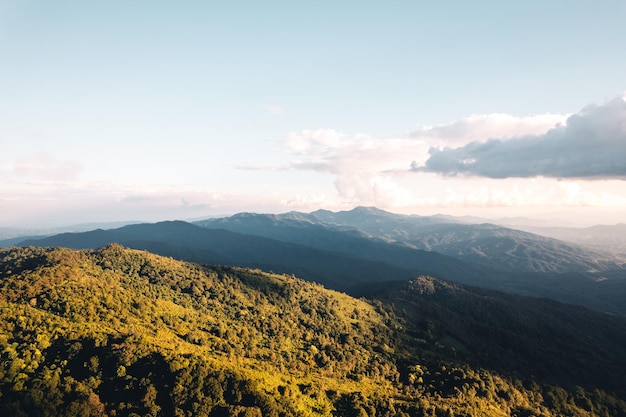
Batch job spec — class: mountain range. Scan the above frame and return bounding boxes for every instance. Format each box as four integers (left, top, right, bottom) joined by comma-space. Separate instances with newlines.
514, 223, 626, 254
195, 207, 626, 274
11, 206, 626, 315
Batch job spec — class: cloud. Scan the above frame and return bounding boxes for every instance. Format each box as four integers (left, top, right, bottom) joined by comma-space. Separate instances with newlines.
412, 113, 566, 146
284, 129, 352, 156
421, 178, 626, 209
280, 129, 429, 205
11, 153, 82, 181
265, 104, 288, 117
284, 129, 425, 174
236, 164, 286, 172
415, 95, 626, 179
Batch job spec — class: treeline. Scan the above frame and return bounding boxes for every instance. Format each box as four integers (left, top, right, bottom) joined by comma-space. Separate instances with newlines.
1, 245, 625, 416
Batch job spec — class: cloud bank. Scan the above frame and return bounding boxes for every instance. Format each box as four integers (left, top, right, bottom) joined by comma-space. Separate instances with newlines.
415, 96, 626, 179
6, 95, 626, 227
278, 112, 570, 207
282, 129, 427, 206
412, 113, 566, 146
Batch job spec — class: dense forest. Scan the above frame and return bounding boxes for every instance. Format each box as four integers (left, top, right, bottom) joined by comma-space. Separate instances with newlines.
1, 245, 626, 416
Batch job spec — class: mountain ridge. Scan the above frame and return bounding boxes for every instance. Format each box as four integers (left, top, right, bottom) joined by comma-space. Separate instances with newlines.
13, 207, 626, 315
194, 208, 626, 315
20, 220, 488, 292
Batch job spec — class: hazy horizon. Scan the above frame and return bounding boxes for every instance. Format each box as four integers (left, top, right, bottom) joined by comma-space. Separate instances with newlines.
2, 2, 626, 228
2, 204, 624, 231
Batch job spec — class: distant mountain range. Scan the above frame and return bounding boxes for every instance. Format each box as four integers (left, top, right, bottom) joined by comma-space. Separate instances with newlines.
0, 221, 142, 245
195, 207, 626, 274
515, 223, 626, 254
17, 220, 488, 291
12, 206, 626, 315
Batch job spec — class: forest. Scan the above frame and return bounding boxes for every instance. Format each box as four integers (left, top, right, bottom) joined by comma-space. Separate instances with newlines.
1, 244, 626, 416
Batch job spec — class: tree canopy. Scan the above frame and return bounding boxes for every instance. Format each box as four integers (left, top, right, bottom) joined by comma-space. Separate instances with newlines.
1, 245, 625, 416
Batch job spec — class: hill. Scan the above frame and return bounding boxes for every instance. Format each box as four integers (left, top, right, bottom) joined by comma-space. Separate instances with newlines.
1, 245, 626, 416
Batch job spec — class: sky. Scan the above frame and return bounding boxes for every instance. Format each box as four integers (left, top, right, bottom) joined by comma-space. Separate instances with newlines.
2, 1, 626, 228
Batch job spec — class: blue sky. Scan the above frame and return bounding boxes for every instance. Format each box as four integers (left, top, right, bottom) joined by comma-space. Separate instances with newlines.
2, 1, 626, 227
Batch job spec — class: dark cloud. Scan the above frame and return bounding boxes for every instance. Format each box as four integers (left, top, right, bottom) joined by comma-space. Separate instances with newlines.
414, 96, 626, 179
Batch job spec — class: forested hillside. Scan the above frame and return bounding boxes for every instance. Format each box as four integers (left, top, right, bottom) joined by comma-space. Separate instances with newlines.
1, 245, 626, 416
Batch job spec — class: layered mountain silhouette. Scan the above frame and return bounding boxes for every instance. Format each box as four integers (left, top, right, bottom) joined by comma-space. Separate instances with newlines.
17, 206, 626, 314
195, 207, 626, 313
197, 207, 624, 274
517, 223, 626, 254
18, 220, 488, 291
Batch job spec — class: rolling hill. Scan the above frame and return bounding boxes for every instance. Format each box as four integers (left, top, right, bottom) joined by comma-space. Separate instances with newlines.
1, 245, 626, 416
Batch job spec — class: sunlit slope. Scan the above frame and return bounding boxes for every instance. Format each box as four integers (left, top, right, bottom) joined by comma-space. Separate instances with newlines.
1, 245, 626, 416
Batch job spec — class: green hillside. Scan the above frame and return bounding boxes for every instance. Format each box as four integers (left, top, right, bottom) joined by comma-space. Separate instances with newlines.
1, 245, 625, 416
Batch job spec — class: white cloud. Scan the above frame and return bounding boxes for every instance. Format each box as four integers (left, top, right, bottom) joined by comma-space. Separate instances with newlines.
412, 113, 566, 146
5, 96, 626, 228
234, 164, 286, 172
265, 104, 288, 117
11, 153, 82, 181
275, 98, 626, 220
426, 178, 626, 209
280, 129, 429, 207
284, 129, 351, 155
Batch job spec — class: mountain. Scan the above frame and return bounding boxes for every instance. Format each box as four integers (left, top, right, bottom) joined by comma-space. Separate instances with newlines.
0, 235, 49, 248
15, 208, 626, 315
197, 207, 626, 274
19, 220, 487, 291
193, 213, 501, 283
0, 221, 143, 248
1, 245, 626, 416
195, 208, 626, 315
516, 223, 626, 254
362, 276, 626, 397
304, 207, 626, 274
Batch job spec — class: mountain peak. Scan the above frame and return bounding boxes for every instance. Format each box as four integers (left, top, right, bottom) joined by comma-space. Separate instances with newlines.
348, 206, 393, 216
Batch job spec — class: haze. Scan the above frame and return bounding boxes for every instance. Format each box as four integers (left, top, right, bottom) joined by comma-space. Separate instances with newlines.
2, 1, 626, 228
